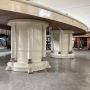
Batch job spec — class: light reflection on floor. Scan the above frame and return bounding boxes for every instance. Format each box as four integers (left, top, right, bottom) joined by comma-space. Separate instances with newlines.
0, 50, 90, 90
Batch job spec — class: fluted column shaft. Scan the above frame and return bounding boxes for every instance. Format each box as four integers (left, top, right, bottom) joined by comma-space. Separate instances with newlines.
50, 30, 74, 58
11, 23, 17, 60
6, 19, 50, 72
42, 26, 47, 57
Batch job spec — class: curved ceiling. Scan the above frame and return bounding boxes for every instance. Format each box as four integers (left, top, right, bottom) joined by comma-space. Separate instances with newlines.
32, 0, 90, 30
0, 0, 87, 34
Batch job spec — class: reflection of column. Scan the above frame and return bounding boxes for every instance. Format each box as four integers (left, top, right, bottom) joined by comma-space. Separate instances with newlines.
6, 19, 50, 72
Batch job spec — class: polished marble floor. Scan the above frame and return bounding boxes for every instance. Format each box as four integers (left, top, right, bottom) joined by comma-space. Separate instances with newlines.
0, 50, 90, 90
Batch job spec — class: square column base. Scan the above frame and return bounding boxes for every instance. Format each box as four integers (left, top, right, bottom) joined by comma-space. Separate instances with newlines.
6, 61, 51, 73
50, 53, 75, 58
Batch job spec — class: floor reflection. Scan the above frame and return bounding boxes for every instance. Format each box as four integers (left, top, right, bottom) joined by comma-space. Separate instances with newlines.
0, 50, 90, 90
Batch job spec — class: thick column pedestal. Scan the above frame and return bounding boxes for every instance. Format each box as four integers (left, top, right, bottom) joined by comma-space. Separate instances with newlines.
6, 19, 50, 72
50, 30, 74, 58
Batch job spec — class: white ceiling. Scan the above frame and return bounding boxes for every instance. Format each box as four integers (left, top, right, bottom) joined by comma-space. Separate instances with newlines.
31, 0, 90, 30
